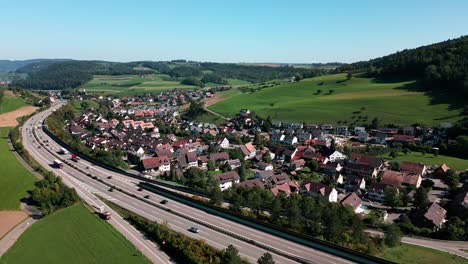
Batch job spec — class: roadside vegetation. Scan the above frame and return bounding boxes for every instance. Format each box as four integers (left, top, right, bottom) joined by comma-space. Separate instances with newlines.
0, 203, 150, 264
0, 127, 37, 210
105, 199, 250, 264
378, 243, 468, 264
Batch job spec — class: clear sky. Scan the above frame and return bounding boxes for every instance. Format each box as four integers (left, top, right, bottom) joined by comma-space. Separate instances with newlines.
1, 0, 467, 63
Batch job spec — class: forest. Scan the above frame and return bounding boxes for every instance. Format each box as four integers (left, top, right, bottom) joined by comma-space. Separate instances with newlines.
339, 35, 468, 95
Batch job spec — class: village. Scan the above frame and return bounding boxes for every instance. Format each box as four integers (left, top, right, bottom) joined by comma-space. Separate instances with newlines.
62, 88, 468, 236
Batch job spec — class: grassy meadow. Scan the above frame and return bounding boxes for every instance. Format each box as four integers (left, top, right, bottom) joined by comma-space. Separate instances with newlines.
379, 243, 468, 264
0, 96, 28, 114
0, 203, 150, 264
381, 151, 468, 171
80, 74, 195, 96
208, 73, 463, 126
0, 127, 37, 210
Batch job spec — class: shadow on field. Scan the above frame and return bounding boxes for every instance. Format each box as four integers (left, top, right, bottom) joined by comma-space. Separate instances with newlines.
372, 76, 465, 114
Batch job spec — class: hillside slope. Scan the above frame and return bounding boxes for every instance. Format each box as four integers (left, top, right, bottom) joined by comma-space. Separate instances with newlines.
208, 73, 463, 126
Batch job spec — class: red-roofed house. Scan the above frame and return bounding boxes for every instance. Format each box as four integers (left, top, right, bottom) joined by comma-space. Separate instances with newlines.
300, 180, 338, 202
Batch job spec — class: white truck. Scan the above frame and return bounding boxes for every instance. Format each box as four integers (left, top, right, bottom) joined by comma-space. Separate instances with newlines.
59, 147, 68, 155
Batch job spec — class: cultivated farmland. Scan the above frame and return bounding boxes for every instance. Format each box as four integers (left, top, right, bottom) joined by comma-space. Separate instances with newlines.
0, 203, 150, 264
208, 73, 464, 126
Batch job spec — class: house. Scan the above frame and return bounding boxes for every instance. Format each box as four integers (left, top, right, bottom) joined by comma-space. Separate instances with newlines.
328, 151, 347, 162
240, 142, 256, 160
321, 162, 343, 175
400, 161, 426, 176
381, 170, 422, 188
336, 126, 348, 135
345, 175, 366, 191
354, 127, 366, 134
209, 152, 230, 163
290, 159, 306, 171
214, 171, 240, 191
348, 153, 384, 170
186, 152, 198, 168
255, 170, 274, 182
283, 135, 298, 145
345, 163, 378, 178
257, 162, 273, 171
216, 137, 230, 149
226, 159, 242, 170
433, 164, 450, 178
423, 203, 447, 231
271, 133, 285, 143
271, 173, 292, 186
341, 192, 365, 214
270, 181, 300, 196
237, 178, 264, 189
357, 131, 369, 142
301, 181, 338, 202
141, 156, 171, 174
392, 134, 417, 143
367, 183, 386, 202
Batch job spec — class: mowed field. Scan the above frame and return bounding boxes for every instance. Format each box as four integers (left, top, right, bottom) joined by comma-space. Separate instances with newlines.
208, 74, 463, 126
80, 74, 195, 96
0, 203, 150, 264
0, 127, 37, 210
378, 243, 468, 264
0, 95, 27, 114
381, 151, 468, 171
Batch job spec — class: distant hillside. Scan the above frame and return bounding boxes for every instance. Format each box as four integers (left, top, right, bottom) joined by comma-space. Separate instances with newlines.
13, 60, 141, 90
0, 59, 66, 72
209, 73, 463, 126
13, 60, 326, 90
339, 35, 468, 95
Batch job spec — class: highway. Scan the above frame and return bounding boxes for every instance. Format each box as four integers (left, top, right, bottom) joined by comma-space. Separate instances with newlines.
22, 101, 356, 264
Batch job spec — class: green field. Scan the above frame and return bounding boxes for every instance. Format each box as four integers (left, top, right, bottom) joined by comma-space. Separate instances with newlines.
208, 74, 463, 126
379, 243, 468, 264
381, 151, 468, 171
0, 203, 150, 264
81, 74, 196, 96
0, 127, 37, 210
0, 96, 27, 114
193, 111, 225, 125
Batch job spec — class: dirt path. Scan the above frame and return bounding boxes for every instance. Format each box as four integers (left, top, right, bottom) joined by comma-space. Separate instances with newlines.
0, 211, 28, 239
203, 92, 225, 106
0, 106, 38, 127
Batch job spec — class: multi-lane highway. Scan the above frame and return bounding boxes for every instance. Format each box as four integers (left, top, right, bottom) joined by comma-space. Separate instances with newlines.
22, 101, 356, 264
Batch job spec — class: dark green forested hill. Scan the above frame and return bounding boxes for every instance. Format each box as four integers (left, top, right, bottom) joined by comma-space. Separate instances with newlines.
13, 60, 141, 90
339, 35, 468, 95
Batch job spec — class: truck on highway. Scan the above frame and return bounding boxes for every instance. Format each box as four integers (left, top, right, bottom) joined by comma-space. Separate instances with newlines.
59, 147, 68, 155
98, 207, 111, 220
54, 159, 64, 169
71, 154, 80, 162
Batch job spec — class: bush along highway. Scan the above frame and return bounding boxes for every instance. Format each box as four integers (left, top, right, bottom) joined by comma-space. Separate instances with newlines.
103, 198, 251, 264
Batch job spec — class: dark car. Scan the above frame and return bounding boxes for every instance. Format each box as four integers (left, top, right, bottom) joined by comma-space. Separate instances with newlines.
107, 176, 112, 179
144, 195, 150, 199
137, 188, 143, 191
160, 199, 168, 204
189, 227, 200, 233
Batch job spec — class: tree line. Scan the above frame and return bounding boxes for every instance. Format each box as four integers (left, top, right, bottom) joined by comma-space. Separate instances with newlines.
339, 35, 468, 95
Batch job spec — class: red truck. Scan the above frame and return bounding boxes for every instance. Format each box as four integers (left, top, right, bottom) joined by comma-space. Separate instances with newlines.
53, 159, 64, 169
71, 154, 80, 162
98, 207, 111, 220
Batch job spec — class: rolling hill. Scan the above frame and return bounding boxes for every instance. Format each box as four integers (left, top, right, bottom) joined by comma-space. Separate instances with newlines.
208, 73, 464, 126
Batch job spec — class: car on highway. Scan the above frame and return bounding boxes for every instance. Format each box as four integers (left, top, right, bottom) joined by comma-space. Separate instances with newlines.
160, 199, 168, 204
189, 227, 200, 233
107, 176, 112, 179
144, 195, 150, 199
108, 187, 114, 192
137, 188, 143, 191
86, 166, 90, 169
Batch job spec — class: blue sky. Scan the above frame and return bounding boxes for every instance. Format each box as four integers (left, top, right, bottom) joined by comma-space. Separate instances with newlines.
1, 0, 467, 63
